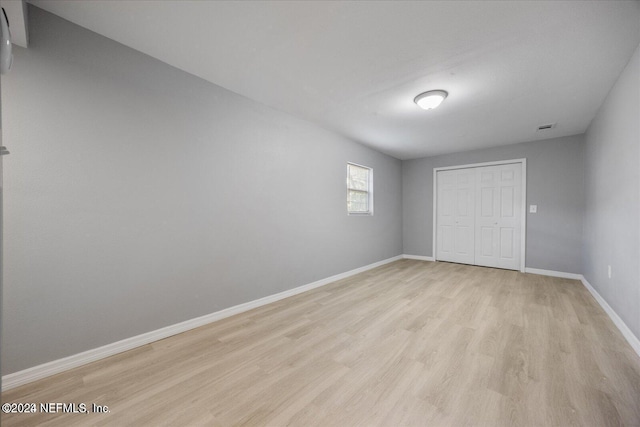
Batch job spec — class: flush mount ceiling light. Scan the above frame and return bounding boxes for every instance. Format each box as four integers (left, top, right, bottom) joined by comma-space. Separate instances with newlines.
414, 90, 448, 110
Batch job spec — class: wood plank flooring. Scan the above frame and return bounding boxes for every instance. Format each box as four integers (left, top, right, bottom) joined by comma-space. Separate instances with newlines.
2, 260, 640, 426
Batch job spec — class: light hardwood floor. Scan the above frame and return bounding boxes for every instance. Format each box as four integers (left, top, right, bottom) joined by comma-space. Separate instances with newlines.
2, 260, 640, 426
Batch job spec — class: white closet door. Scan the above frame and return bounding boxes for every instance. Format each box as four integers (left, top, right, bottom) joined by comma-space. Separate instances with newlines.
436, 168, 475, 265
496, 163, 522, 270
474, 163, 522, 270
436, 170, 456, 262
436, 162, 522, 271
475, 166, 501, 267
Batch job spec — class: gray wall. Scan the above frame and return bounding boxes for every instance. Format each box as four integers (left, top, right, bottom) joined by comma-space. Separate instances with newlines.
0, 7, 402, 375
403, 135, 585, 274
583, 43, 640, 339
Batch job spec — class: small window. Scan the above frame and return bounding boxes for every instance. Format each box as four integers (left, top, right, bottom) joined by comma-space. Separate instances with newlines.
347, 163, 373, 215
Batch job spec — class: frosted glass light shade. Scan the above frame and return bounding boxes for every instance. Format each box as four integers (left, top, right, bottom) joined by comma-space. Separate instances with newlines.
414, 90, 448, 110
0, 9, 12, 75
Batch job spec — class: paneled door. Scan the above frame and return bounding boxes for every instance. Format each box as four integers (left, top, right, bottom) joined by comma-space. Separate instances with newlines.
436, 168, 476, 265
474, 164, 522, 270
435, 162, 523, 271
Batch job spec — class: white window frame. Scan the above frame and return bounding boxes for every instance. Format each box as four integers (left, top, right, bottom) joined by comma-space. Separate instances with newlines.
347, 162, 374, 216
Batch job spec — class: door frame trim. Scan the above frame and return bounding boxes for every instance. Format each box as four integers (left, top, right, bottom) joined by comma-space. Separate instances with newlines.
432, 158, 527, 272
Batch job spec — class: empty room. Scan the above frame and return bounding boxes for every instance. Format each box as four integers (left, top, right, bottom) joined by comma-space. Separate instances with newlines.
0, 0, 639, 426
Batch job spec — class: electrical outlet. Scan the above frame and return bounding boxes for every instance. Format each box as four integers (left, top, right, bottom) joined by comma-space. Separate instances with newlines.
607, 265, 612, 279
529, 205, 537, 213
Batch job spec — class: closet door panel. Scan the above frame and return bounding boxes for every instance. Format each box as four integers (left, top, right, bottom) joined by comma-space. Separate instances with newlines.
475, 166, 499, 267
436, 168, 475, 265
453, 169, 475, 264
436, 170, 457, 263
496, 163, 522, 270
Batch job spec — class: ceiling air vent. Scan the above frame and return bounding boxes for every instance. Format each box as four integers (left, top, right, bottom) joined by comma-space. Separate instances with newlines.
536, 123, 556, 131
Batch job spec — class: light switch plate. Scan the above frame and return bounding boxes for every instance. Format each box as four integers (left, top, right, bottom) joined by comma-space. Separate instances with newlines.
529, 205, 537, 213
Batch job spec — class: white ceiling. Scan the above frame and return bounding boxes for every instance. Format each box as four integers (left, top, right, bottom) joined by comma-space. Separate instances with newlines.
29, 0, 640, 160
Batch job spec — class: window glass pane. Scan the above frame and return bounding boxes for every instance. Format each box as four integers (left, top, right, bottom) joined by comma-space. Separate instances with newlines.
348, 190, 369, 212
348, 165, 369, 191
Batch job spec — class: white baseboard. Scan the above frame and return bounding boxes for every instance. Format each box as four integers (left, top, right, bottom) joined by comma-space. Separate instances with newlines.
524, 267, 582, 280
402, 254, 435, 262
580, 276, 640, 358
2, 255, 403, 391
